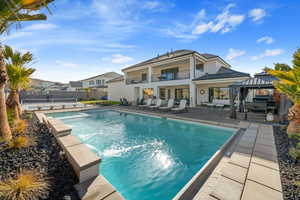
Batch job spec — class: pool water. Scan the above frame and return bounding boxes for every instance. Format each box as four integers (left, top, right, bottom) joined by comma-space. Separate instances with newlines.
47, 110, 235, 200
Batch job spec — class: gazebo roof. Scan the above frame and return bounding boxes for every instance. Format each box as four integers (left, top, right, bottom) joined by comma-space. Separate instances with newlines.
230, 72, 277, 89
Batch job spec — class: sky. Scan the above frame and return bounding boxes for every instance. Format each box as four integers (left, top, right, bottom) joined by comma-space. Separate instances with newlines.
1, 0, 300, 83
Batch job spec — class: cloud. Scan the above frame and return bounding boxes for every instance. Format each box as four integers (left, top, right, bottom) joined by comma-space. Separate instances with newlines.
226, 48, 246, 60
143, 1, 160, 10
257, 36, 274, 44
55, 60, 80, 68
164, 4, 245, 41
1, 31, 33, 41
192, 22, 213, 34
249, 8, 266, 21
24, 23, 58, 31
102, 54, 134, 64
210, 4, 245, 34
251, 49, 284, 60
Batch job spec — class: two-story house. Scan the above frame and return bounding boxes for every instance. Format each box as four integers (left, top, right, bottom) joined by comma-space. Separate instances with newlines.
107, 50, 250, 107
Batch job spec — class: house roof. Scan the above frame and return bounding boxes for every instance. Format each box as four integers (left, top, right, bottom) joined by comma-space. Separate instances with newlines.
81, 72, 122, 81
106, 76, 124, 83
122, 49, 228, 71
193, 67, 250, 81
230, 73, 277, 88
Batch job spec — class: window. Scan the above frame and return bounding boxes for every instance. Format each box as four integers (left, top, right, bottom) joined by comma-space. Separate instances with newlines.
175, 88, 189, 100
209, 87, 229, 102
196, 64, 204, 72
159, 88, 166, 100
96, 80, 101, 85
142, 73, 147, 81
102, 80, 105, 85
89, 80, 95, 85
161, 68, 179, 80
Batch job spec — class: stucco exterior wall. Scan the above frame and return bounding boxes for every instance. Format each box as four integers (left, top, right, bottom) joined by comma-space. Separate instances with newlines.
107, 81, 133, 101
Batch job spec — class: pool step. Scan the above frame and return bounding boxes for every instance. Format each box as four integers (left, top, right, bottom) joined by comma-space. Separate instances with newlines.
75, 175, 124, 200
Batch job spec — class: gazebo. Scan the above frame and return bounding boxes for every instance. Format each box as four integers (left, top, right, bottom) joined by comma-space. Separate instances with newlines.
229, 72, 290, 121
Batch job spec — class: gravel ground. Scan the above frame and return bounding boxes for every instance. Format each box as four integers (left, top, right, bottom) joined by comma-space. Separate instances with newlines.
0, 120, 79, 200
273, 126, 300, 200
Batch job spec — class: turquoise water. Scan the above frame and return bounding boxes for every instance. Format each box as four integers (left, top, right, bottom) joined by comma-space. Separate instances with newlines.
47, 110, 234, 200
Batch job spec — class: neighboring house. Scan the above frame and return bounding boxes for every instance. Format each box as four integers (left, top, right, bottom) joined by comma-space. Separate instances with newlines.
68, 81, 83, 91
107, 49, 250, 107
81, 72, 122, 89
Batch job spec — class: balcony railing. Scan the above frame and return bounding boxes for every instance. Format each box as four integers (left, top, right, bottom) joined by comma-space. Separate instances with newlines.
151, 72, 190, 82
126, 79, 148, 84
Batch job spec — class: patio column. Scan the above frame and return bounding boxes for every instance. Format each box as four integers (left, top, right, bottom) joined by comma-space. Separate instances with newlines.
190, 83, 196, 107
148, 66, 152, 83
189, 55, 196, 107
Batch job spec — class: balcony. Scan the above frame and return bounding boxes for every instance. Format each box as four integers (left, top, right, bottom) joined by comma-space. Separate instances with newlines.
126, 79, 148, 84
151, 72, 190, 82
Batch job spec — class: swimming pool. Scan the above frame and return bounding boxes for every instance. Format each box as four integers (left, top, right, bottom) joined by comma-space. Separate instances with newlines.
47, 110, 235, 200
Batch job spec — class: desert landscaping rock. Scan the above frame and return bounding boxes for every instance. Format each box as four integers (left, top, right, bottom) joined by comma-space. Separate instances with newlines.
0, 121, 79, 200
273, 126, 300, 200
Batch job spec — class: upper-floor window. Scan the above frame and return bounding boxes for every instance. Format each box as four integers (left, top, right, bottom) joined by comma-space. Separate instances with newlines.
96, 80, 101, 85
160, 67, 178, 80
196, 64, 204, 72
89, 80, 95, 85
141, 73, 147, 81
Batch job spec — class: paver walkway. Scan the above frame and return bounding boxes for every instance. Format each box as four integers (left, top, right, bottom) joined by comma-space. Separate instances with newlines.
196, 122, 283, 200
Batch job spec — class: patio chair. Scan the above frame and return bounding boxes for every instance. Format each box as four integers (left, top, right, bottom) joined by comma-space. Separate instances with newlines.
171, 100, 188, 113
138, 99, 152, 109
149, 99, 162, 109
123, 98, 131, 106
159, 99, 174, 111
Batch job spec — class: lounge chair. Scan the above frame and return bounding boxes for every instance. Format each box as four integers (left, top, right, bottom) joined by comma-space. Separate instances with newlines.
159, 99, 174, 111
171, 100, 187, 113
138, 99, 152, 109
149, 99, 162, 109
122, 98, 131, 106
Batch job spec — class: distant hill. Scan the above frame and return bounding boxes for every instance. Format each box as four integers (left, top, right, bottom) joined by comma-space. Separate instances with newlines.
30, 78, 64, 88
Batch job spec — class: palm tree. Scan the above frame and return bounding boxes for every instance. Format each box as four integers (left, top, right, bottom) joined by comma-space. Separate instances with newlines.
0, 0, 54, 140
267, 48, 300, 135
4, 45, 35, 120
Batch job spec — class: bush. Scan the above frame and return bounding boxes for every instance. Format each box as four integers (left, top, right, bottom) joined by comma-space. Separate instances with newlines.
289, 147, 300, 161
0, 170, 49, 200
8, 136, 35, 149
12, 120, 27, 135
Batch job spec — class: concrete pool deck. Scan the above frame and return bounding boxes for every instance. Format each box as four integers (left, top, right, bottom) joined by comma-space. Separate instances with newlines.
33, 106, 282, 200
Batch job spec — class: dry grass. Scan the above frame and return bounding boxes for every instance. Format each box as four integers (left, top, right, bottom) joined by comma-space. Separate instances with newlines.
0, 170, 49, 200
12, 120, 28, 135
8, 136, 35, 149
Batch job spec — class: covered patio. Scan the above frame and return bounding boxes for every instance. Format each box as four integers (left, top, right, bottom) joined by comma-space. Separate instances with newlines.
229, 72, 290, 122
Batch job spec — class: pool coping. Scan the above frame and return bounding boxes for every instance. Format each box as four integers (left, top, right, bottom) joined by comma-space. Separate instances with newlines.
33, 108, 125, 200
34, 107, 242, 200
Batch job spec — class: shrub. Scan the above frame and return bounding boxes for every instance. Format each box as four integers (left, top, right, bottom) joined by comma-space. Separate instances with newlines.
289, 147, 300, 161
12, 120, 27, 135
0, 170, 49, 200
8, 136, 35, 149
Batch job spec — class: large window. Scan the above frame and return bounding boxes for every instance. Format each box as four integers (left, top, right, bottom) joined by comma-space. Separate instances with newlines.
196, 64, 204, 73
175, 88, 189, 100
141, 73, 147, 81
161, 68, 178, 80
209, 87, 229, 102
89, 80, 95, 85
96, 80, 101, 85
159, 88, 166, 100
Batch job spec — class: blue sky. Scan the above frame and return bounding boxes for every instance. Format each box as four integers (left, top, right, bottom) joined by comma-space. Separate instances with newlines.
1, 0, 300, 83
